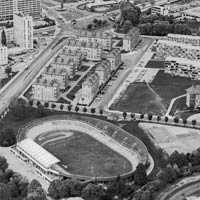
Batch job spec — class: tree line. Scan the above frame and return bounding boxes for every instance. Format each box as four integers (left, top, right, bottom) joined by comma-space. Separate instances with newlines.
0, 156, 47, 200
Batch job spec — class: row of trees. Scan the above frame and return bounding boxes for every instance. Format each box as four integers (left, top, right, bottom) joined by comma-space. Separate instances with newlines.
133, 147, 200, 200
87, 18, 108, 30
48, 163, 147, 200
0, 156, 47, 200
122, 111, 197, 127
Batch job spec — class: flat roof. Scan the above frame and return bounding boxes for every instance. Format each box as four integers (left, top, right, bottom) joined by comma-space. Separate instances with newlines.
17, 138, 60, 169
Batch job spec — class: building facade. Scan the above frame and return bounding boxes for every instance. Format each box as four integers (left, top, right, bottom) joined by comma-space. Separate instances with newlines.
123, 28, 140, 52
51, 57, 76, 79
0, 0, 13, 22
151, 5, 169, 16
104, 48, 121, 71
166, 34, 200, 46
79, 73, 99, 105
32, 78, 60, 101
186, 85, 200, 109
64, 39, 102, 61
165, 56, 200, 80
61, 48, 83, 69
76, 30, 113, 51
155, 40, 200, 60
14, 0, 41, 20
42, 66, 68, 90
14, 13, 33, 49
95, 60, 111, 85
0, 45, 8, 65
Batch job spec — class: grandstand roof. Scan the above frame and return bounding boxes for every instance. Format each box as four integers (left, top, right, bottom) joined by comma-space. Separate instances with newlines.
17, 138, 60, 169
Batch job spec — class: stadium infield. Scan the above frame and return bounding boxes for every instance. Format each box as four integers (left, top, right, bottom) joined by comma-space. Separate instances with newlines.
40, 130, 132, 177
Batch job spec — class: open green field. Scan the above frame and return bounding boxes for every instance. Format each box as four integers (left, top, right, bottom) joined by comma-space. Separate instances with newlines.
150, 71, 200, 108
110, 82, 165, 115
42, 130, 132, 177
111, 71, 200, 115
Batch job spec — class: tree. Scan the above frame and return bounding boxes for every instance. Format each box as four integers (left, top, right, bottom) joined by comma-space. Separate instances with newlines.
148, 113, 153, 122
75, 106, 79, 113
48, 179, 62, 199
5, 66, 12, 77
44, 102, 49, 109
140, 113, 144, 119
51, 104, 56, 110
36, 101, 41, 107
0, 128, 16, 147
174, 117, 179, 125
0, 183, 10, 200
26, 187, 47, 200
0, 156, 8, 173
87, 24, 93, 30
93, 19, 98, 24
123, 112, 127, 120
158, 167, 177, 183
164, 116, 168, 123
183, 118, 187, 126
1, 29, 7, 46
99, 109, 103, 115
192, 119, 197, 127
83, 107, 87, 114
134, 163, 147, 186
157, 115, 161, 123
131, 113, 135, 120
28, 179, 41, 193
60, 104, 64, 110
91, 108, 96, 114
67, 104, 72, 112
28, 100, 33, 107
35, 105, 46, 118
123, 20, 133, 33
169, 151, 187, 168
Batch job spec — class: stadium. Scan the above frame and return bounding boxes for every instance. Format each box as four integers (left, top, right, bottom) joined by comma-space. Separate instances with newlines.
11, 115, 149, 183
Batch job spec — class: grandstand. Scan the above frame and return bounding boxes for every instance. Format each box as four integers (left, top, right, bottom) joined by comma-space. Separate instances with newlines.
16, 115, 149, 183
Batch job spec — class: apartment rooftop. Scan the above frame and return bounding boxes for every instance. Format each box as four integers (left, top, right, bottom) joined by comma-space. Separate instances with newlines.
61, 48, 82, 57
33, 77, 59, 87
53, 55, 77, 66
187, 85, 200, 94
65, 39, 102, 49
95, 60, 110, 71
106, 48, 120, 57
83, 73, 99, 86
44, 65, 67, 75
157, 40, 200, 50
77, 30, 112, 39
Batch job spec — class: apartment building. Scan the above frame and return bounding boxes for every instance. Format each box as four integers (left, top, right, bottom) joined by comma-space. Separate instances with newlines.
0, 0, 13, 22
42, 65, 68, 90
32, 78, 60, 102
59, 49, 83, 70
79, 73, 99, 105
51, 57, 76, 79
95, 60, 111, 85
14, 0, 41, 20
64, 39, 102, 61
167, 34, 200, 46
14, 13, 33, 49
186, 85, 200, 109
76, 30, 113, 51
123, 28, 140, 52
165, 56, 200, 80
155, 40, 200, 60
0, 45, 8, 65
151, 5, 169, 16
104, 48, 121, 71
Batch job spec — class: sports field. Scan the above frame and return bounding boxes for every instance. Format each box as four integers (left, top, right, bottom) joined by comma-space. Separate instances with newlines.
42, 130, 132, 177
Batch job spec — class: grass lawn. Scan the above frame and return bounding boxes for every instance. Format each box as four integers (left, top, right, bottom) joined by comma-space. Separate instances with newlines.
110, 82, 165, 115
61, 12, 84, 21
42, 130, 132, 177
169, 96, 187, 116
41, 0, 56, 7
145, 60, 165, 69
150, 70, 200, 108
